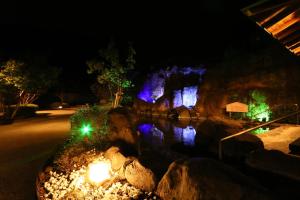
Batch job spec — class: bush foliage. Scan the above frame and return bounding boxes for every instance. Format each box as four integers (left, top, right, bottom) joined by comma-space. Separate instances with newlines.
70, 105, 109, 142
6, 104, 39, 118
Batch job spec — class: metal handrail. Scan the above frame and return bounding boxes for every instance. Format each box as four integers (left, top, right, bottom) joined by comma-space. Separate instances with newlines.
219, 110, 300, 160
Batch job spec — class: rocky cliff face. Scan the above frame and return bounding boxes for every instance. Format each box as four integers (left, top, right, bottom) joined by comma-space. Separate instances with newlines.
195, 45, 300, 118
134, 66, 205, 113
134, 45, 300, 119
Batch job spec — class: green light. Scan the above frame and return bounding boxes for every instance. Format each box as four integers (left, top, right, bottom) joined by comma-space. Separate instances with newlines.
252, 127, 269, 134
248, 102, 271, 122
80, 123, 93, 136
246, 90, 272, 122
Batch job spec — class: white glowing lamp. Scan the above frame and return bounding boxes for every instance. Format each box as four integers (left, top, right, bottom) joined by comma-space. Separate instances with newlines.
88, 161, 111, 184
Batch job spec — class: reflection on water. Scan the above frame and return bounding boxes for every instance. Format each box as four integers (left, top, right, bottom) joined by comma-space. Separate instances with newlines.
174, 126, 196, 146
137, 121, 197, 147
137, 123, 164, 145
251, 127, 270, 134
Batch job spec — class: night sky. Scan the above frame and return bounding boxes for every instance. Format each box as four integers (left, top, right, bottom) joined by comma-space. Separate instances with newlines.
0, 0, 261, 94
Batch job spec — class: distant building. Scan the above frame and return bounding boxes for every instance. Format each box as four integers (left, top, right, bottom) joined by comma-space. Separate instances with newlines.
226, 102, 248, 113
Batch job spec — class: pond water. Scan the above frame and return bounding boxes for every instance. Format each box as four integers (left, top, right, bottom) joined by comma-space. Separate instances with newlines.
135, 118, 205, 155
135, 118, 275, 155
137, 123, 197, 147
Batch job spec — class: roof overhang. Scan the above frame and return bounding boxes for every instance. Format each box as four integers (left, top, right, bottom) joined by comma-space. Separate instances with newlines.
242, 0, 300, 56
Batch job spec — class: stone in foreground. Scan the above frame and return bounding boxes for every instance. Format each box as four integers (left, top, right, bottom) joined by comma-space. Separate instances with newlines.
156, 158, 271, 200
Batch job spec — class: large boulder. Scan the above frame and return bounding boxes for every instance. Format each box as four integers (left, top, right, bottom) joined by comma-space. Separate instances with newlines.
175, 106, 191, 119
222, 133, 264, 160
195, 119, 263, 159
289, 137, 300, 155
246, 149, 300, 181
152, 97, 170, 113
104, 146, 158, 191
104, 146, 128, 172
195, 120, 231, 153
108, 109, 138, 144
156, 158, 271, 200
125, 159, 157, 192
133, 98, 152, 113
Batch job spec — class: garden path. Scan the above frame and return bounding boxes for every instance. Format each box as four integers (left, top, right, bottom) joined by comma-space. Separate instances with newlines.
0, 109, 75, 200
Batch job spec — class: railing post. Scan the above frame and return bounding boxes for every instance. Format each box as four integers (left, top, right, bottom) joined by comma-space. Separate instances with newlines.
219, 140, 223, 160
294, 104, 298, 124
296, 108, 299, 125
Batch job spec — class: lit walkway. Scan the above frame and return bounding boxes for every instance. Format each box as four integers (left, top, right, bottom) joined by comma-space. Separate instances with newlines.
256, 125, 300, 154
0, 109, 75, 200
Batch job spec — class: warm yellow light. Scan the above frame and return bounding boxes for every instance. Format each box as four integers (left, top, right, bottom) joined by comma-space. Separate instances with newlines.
88, 161, 111, 184
74, 176, 85, 189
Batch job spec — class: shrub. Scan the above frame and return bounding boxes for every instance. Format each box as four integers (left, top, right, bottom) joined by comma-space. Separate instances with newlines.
70, 105, 109, 142
7, 104, 39, 118
246, 90, 272, 122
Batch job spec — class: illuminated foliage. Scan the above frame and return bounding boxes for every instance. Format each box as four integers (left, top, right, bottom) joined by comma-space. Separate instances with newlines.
246, 90, 272, 122
0, 58, 60, 119
70, 105, 109, 141
0, 59, 60, 104
252, 127, 270, 134
87, 41, 135, 108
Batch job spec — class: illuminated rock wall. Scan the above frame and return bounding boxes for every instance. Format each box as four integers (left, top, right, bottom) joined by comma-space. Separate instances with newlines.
137, 66, 205, 109
137, 71, 165, 103
172, 86, 198, 108
182, 86, 198, 108
195, 43, 300, 118
173, 90, 183, 108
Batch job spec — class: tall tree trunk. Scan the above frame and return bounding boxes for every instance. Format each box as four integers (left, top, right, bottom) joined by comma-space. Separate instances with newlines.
113, 87, 123, 108
10, 103, 20, 120
10, 90, 24, 119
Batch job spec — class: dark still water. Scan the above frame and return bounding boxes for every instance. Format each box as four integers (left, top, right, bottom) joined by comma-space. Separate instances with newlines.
134, 118, 268, 157
135, 118, 207, 156
137, 123, 196, 147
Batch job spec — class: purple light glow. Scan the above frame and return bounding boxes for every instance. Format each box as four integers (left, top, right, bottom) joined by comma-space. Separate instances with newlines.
179, 66, 206, 77
137, 81, 153, 103
152, 127, 164, 145
139, 123, 196, 147
173, 86, 198, 108
138, 123, 153, 134
137, 72, 165, 103
173, 90, 183, 108
173, 127, 183, 141
183, 86, 198, 108
173, 126, 196, 146
138, 123, 164, 145
182, 126, 196, 146
137, 66, 205, 105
